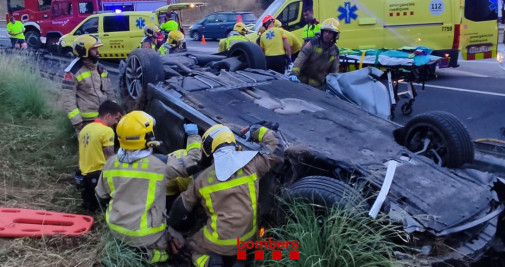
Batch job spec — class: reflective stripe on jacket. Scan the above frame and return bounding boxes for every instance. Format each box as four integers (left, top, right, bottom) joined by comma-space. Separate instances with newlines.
181, 128, 285, 256
61, 58, 115, 125
302, 20, 321, 39
225, 35, 248, 51
96, 135, 202, 247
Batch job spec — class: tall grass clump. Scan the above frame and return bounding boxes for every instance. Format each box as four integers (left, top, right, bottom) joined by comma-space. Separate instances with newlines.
257, 200, 407, 267
100, 231, 149, 267
0, 53, 51, 119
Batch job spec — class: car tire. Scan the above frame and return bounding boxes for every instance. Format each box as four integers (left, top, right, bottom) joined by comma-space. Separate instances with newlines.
191, 31, 201, 41
25, 30, 41, 49
123, 48, 164, 109
282, 176, 368, 211
401, 111, 474, 168
227, 42, 266, 70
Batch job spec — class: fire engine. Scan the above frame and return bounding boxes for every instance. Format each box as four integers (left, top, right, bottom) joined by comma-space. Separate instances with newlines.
6, 0, 168, 50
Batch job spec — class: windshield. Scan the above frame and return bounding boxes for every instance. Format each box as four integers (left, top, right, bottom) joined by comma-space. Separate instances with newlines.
254, 0, 285, 31
7, 0, 25, 13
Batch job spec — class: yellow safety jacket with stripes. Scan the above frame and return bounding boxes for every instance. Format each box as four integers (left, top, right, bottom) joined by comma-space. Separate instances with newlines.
61, 58, 115, 125
95, 135, 202, 248
180, 128, 285, 257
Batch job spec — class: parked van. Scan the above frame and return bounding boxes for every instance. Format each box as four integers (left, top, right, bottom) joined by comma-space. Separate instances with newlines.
254, 0, 498, 67
58, 12, 157, 58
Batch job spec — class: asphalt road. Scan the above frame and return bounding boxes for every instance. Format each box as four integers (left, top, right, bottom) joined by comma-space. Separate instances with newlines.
1, 19, 504, 140
393, 56, 505, 140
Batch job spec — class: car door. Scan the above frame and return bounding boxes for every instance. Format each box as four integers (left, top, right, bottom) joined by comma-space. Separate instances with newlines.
198, 14, 215, 37
204, 14, 227, 38
100, 15, 130, 57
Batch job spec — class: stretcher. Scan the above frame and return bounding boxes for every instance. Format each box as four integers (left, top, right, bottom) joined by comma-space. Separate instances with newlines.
337, 48, 442, 120
0, 208, 94, 237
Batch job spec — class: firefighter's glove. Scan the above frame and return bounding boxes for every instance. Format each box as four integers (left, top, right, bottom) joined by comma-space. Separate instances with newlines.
183, 123, 198, 136
289, 75, 300, 83
167, 226, 185, 254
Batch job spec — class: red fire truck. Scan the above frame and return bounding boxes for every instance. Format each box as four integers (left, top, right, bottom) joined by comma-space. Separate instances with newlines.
6, 0, 100, 49
6, 0, 167, 50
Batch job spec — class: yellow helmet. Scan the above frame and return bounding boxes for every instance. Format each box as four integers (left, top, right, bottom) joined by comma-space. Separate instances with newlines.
202, 124, 236, 156
144, 24, 160, 38
116, 111, 156, 150
233, 22, 248, 35
72, 34, 102, 57
320, 18, 340, 33
168, 30, 185, 47
274, 19, 282, 28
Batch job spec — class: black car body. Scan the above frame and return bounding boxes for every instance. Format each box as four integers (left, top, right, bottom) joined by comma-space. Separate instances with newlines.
119, 44, 505, 265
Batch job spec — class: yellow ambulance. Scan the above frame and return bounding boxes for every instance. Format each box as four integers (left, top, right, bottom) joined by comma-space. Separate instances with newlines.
58, 3, 206, 59
58, 11, 158, 58
253, 0, 498, 67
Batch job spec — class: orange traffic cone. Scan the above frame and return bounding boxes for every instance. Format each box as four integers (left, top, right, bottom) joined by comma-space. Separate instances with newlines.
201, 35, 206, 45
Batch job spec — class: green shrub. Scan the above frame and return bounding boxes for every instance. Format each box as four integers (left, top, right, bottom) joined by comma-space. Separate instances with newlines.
256, 201, 407, 267
100, 231, 149, 267
0, 54, 51, 118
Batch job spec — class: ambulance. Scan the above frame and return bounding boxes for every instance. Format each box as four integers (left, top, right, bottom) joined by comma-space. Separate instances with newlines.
254, 0, 499, 67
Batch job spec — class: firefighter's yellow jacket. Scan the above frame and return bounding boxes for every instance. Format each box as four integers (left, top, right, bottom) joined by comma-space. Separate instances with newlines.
291, 38, 339, 87
181, 128, 285, 258
61, 58, 115, 125
95, 134, 202, 248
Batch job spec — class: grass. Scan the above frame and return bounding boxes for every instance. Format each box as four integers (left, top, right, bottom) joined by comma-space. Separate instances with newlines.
0, 52, 151, 266
255, 200, 408, 267
0, 52, 406, 267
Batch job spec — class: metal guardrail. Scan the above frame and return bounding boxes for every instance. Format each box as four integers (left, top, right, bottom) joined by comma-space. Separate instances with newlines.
0, 45, 120, 77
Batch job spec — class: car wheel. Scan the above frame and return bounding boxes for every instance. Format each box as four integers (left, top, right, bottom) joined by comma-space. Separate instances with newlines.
191, 31, 201, 41
124, 48, 164, 106
25, 30, 41, 49
282, 176, 368, 212
401, 111, 474, 168
227, 42, 266, 70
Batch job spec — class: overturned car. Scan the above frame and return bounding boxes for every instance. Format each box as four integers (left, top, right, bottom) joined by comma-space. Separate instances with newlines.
119, 43, 505, 265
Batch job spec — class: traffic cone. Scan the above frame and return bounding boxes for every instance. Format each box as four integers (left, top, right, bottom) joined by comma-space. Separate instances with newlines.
236, 14, 242, 23
201, 35, 206, 45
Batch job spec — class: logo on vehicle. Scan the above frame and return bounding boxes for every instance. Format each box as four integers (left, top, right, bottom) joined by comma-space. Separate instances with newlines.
136, 17, 146, 29
237, 238, 299, 261
488, 0, 498, 12
338, 2, 358, 24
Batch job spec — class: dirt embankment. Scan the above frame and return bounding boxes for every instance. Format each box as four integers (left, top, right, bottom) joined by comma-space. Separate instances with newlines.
180, 0, 264, 26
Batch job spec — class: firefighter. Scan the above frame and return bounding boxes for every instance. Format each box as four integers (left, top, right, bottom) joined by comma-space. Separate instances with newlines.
141, 24, 161, 50
167, 123, 286, 267
159, 30, 185, 55
6, 16, 27, 49
217, 22, 249, 53
289, 18, 340, 89
76, 100, 123, 211
160, 12, 179, 33
260, 15, 292, 74
95, 111, 202, 264
302, 7, 321, 41
61, 34, 115, 132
